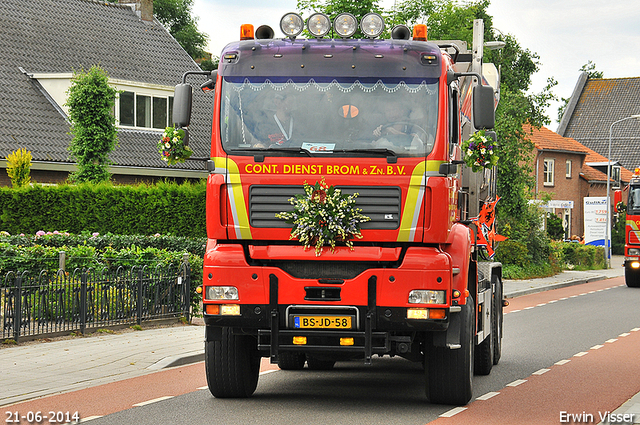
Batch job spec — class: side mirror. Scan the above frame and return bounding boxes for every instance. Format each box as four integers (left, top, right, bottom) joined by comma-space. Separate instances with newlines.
473, 84, 495, 130
173, 83, 193, 128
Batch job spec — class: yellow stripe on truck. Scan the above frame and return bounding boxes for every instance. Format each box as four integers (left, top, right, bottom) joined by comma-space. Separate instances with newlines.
215, 157, 252, 239
397, 160, 444, 242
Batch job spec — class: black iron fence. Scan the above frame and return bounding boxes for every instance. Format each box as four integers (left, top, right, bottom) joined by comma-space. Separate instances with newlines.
1, 260, 191, 342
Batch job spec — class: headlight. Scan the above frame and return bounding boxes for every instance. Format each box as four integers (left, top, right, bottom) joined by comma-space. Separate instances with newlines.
628, 248, 640, 256
280, 12, 304, 38
408, 290, 446, 304
334, 13, 357, 38
205, 286, 239, 300
360, 13, 384, 39
307, 13, 331, 38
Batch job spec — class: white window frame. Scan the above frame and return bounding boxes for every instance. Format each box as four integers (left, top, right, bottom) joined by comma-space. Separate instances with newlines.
116, 91, 173, 130
566, 159, 572, 178
543, 158, 555, 186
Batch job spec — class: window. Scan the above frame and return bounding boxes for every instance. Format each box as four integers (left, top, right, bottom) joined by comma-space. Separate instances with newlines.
566, 160, 572, 178
118, 91, 173, 129
543, 158, 554, 186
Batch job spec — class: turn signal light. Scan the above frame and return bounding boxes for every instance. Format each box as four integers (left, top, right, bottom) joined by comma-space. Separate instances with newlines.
340, 338, 354, 346
205, 304, 219, 315
631, 261, 640, 269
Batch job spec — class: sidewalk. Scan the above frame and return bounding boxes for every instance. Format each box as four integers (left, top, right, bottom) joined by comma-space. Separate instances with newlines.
1, 256, 635, 420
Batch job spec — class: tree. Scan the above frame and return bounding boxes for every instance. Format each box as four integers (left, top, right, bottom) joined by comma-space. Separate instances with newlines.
154, 0, 208, 60
66, 66, 118, 183
6, 148, 32, 188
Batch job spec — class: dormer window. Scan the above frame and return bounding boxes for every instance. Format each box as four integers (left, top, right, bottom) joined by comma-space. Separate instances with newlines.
118, 91, 173, 129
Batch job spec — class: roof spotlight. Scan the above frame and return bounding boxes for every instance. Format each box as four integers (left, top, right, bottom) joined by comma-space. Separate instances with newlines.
334, 13, 357, 38
360, 13, 384, 39
307, 13, 331, 38
280, 12, 304, 39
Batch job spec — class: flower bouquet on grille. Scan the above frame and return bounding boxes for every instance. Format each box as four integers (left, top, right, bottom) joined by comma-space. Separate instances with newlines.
158, 127, 192, 165
461, 130, 498, 172
275, 179, 370, 256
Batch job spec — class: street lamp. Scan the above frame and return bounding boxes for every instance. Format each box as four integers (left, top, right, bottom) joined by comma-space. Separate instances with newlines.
606, 114, 640, 268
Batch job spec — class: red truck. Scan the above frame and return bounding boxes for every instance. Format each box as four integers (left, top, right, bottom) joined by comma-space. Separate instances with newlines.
616, 167, 640, 287
173, 13, 505, 405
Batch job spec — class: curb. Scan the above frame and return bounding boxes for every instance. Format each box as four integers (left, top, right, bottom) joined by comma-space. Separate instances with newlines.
504, 275, 607, 298
147, 350, 205, 370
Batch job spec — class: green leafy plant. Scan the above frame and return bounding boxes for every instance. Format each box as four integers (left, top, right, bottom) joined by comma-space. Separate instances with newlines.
276, 179, 370, 256
158, 127, 192, 165
66, 65, 118, 183
6, 148, 32, 188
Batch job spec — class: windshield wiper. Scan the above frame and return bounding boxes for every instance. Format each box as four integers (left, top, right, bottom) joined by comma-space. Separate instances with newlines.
333, 148, 397, 157
229, 147, 312, 157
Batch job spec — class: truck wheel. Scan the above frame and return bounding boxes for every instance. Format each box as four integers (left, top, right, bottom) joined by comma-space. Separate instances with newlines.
474, 292, 494, 375
425, 296, 474, 405
278, 352, 306, 370
625, 266, 640, 288
205, 327, 260, 398
492, 275, 503, 365
306, 355, 336, 370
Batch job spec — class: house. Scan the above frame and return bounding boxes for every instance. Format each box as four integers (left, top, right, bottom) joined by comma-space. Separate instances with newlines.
527, 125, 633, 239
0, 0, 211, 186
558, 73, 640, 172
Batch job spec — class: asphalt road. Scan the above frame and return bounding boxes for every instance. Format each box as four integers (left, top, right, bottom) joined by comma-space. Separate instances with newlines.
8, 276, 640, 425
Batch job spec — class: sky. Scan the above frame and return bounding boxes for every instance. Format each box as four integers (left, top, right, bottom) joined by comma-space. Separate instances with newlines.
191, 0, 640, 130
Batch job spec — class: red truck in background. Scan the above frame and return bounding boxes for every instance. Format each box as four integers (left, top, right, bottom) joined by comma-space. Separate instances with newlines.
616, 167, 640, 287
173, 12, 505, 405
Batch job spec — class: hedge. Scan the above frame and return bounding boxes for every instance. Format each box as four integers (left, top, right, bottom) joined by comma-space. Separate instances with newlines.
0, 232, 205, 313
0, 181, 206, 237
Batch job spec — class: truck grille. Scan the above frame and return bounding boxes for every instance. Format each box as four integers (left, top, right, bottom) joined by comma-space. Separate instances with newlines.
249, 185, 401, 229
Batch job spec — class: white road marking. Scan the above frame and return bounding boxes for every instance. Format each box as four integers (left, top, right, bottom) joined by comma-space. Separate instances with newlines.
555, 359, 571, 365
574, 352, 589, 357
79, 417, 102, 423
506, 379, 527, 387
591, 345, 604, 350
606, 338, 618, 343
619, 332, 630, 337
476, 391, 500, 400
532, 368, 550, 375
133, 396, 174, 407
440, 407, 467, 417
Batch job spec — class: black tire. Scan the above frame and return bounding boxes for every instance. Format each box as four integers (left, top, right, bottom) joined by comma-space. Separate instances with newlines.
278, 352, 306, 370
492, 275, 503, 365
306, 355, 336, 370
205, 327, 260, 398
625, 266, 640, 288
425, 296, 474, 405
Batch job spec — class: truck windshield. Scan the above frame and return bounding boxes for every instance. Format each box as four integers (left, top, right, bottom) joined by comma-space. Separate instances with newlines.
220, 77, 438, 157
629, 186, 640, 214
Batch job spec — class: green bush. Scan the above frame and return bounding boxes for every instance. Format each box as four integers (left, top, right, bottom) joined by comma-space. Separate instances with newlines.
494, 240, 528, 267
0, 232, 204, 313
0, 181, 206, 237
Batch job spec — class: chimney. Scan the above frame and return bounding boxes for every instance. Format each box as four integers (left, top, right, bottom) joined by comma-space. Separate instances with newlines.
119, 0, 153, 22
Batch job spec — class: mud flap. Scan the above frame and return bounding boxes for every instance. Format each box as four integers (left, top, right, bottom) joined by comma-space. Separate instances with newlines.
432, 306, 462, 349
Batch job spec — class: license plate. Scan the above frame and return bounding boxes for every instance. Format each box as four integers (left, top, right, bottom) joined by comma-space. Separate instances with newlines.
293, 316, 352, 329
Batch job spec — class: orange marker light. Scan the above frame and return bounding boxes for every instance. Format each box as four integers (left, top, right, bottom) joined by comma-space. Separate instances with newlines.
205, 304, 220, 315
413, 24, 427, 41
430, 308, 446, 319
240, 24, 255, 40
